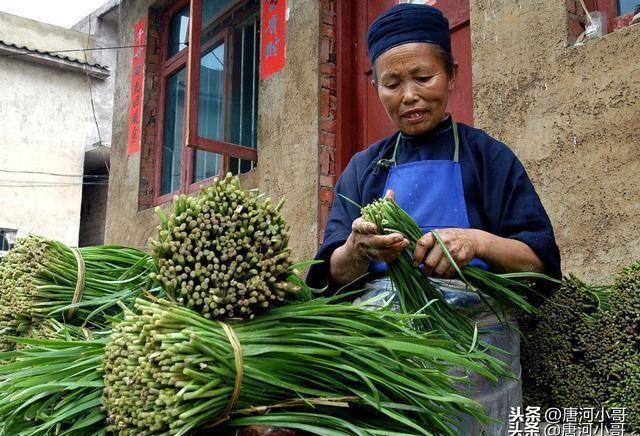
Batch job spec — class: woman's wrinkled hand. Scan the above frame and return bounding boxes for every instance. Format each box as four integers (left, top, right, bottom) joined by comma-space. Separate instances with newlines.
412, 228, 481, 278
347, 217, 409, 265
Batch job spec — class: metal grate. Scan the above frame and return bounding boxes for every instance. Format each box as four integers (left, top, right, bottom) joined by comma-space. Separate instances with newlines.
230, 13, 259, 175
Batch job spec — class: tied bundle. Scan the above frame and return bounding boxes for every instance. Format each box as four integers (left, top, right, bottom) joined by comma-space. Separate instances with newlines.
360, 197, 555, 349
0, 235, 153, 350
102, 297, 502, 436
149, 173, 301, 320
0, 324, 109, 436
521, 261, 640, 431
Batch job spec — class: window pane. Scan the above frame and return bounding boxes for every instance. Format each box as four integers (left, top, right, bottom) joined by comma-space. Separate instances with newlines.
229, 157, 255, 176
193, 150, 221, 183
229, 14, 259, 175
198, 43, 225, 141
161, 68, 186, 196
230, 15, 259, 148
194, 43, 224, 183
0, 229, 17, 251
202, 0, 236, 28
618, 0, 636, 14
168, 6, 189, 58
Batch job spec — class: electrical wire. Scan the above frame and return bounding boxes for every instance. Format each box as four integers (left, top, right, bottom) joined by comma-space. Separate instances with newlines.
0, 42, 186, 58
0, 184, 109, 188
81, 11, 109, 175
0, 169, 107, 178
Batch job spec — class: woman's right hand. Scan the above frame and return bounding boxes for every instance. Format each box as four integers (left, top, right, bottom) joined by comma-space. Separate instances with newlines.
347, 217, 409, 264
330, 217, 409, 285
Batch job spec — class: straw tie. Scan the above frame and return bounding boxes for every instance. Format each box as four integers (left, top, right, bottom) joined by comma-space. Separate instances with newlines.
67, 247, 85, 319
206, 321, 244, 427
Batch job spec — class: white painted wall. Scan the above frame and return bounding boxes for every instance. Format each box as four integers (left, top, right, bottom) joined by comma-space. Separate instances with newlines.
0, 13, 91, 246
72, 2, 119, 149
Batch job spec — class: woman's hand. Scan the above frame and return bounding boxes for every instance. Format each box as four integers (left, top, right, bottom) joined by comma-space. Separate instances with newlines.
329, 217, 409, 285
347, 218, 409, 264
412, 228, 545, 277
413, 228, 480, 278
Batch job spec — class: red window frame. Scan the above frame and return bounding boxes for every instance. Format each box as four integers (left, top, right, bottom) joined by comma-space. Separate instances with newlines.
154, 0, 258, 205
154, 0, 190, 205
185, 0, 258, 161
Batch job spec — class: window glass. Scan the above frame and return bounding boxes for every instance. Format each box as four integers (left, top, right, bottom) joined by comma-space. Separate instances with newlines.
229, 15, 259, 148
198, 43, 225, 141
618, 0, 636, 14
194, 43, 224, 182
168, 6, 189, 58
202, 0, 236, 27
193, 150, 221, 183
161, 68, 186, 195
229, 14, 259, 175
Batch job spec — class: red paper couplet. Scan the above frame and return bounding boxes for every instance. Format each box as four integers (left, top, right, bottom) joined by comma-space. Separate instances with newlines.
127, 16, 147, 156
259, 0, 286, 80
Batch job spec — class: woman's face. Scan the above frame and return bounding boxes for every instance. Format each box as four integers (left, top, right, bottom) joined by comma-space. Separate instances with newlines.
373, 42, 456, 136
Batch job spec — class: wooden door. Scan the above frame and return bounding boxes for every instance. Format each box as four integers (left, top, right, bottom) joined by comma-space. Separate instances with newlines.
336, 0, 473, 173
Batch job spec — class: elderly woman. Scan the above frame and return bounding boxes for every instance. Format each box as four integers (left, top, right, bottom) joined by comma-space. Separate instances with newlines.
307, 3, 561, 435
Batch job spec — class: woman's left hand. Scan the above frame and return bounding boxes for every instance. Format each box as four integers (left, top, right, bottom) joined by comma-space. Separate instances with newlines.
412, 228, 480, 278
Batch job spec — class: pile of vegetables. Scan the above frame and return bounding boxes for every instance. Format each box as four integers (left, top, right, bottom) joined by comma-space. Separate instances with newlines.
0, 175, 557, 435
102, 296, 499, 435
0, 295, 499, 436
521, 261, 640, 430
0, 235, 153, 350
0, 324, 109, 435
149, 173, 300, 320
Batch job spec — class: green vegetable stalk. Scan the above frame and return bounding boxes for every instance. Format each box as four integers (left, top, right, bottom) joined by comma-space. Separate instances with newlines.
521, 262, 640, 431
0, 326, 109, 436
0, 235, 153, 350
360, 197, 555, 350
103, 296, 503, 435
149, 173, 301, 320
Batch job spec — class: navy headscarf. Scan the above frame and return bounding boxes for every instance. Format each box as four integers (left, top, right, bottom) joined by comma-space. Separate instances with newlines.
367, 3, 451, 64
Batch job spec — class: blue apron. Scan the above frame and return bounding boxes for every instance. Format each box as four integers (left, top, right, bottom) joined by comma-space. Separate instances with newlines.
362, 120, 518, 436
371, 119, 488, 275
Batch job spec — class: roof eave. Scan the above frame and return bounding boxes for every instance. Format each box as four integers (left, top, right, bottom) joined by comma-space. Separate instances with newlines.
0, 43, 110, 79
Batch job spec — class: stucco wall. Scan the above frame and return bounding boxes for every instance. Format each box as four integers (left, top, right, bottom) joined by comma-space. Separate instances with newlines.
0, 57, 88, 246
103, 0, 157, 249
253, 0, 321, 261
106, 0, 320, 261
73, 3, 120, 149
471, 1, 640, 281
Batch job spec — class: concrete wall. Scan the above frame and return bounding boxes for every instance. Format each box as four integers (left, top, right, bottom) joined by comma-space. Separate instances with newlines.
72, 3, 120, 246
72, 1, 120, 149
105, 0, 320, 261
252, 0, 321, 260
471, 0, 640, 281
0, 50, 89, 245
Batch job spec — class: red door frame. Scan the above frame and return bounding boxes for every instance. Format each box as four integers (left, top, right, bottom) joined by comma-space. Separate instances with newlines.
335, 0, 356, 176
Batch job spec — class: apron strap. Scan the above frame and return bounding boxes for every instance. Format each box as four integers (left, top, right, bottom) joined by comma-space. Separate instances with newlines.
452, 120, 460, 163
376, 116, 460, 167
376, 132, 402, 168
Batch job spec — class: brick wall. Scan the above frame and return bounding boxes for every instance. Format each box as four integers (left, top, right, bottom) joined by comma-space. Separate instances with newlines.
138, 8, 163, 210
318, 0, 337, 244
